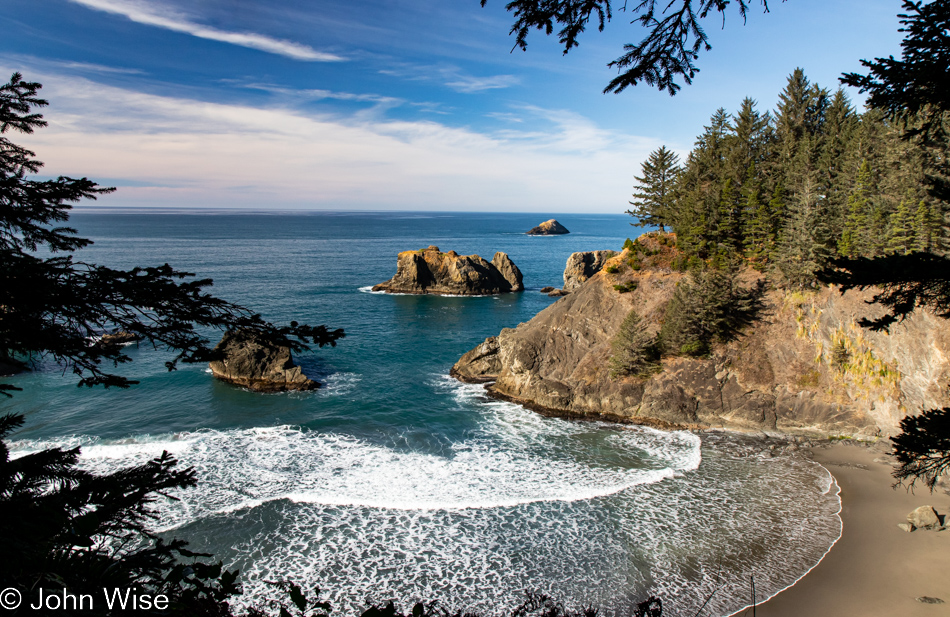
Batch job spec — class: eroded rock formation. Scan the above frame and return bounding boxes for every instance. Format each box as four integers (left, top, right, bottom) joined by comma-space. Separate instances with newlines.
563, 250, 615, 291
451, 236, 950, 437
209, 330, 318, 392
373, 246, 524, 295
526, 219, 570, 235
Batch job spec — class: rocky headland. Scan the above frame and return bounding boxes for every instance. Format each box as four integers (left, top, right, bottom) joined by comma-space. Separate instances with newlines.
209, 330, 318, 392
526, 219, 570, 235
451, 232, 950, 437
373, 246, 523, 295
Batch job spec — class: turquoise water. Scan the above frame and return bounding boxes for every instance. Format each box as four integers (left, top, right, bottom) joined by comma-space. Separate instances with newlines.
6, 211, 841, 616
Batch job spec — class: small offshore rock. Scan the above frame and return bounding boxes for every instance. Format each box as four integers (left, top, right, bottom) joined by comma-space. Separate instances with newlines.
916, 597, 945, 604
540, 286, 556, 293
908, 505, 941, 530
209, 330, 318, 392
898, 522, 916, 533
526, 219, 570, 235
100, 330, 140, 346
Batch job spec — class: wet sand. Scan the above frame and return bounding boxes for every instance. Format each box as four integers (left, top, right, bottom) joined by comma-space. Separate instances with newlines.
753, 442, 950, 616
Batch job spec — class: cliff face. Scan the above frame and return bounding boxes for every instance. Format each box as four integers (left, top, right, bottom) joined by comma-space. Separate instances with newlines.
452, 251, 950, 437
373, 246, 523, 295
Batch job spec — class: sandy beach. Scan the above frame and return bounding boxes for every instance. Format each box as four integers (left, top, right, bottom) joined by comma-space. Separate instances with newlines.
753, 441, 950, 616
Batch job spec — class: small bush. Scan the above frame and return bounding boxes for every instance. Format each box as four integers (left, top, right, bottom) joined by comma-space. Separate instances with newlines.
613, 281, 639, 293
605, 265, 620, 274
623, 238, 635, 251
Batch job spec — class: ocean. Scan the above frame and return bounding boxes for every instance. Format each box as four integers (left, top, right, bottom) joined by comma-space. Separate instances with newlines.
6, 211, 841, 616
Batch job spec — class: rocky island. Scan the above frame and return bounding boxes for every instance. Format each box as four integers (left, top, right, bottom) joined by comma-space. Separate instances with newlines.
373, 246, 523, 295
526, 219, 570, 235
452, 232, 950, 437
209, 330, 319, 392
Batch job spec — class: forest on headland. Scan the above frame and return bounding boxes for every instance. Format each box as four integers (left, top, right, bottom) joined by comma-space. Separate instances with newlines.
628, 68, 948, 288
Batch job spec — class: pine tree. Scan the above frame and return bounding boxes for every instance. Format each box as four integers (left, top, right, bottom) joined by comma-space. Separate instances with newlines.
886, 200, 915, 254
839, 160, 874, 257
627, 145, 681, 230
609, 310, 660, 378
776, 174, 834, 288
914, 199, 938, 252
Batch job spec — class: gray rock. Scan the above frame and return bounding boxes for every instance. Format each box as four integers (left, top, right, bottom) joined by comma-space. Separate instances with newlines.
563, 250, 616, 291
373, 247, 524, 295
450, 336, 501, 383
916, 597, 945, 604
209, 330, 318, 392
526, 219, 570, 235
547, 289, 570, 297
898, 522, 916, 532
540, 287, 556, 293
908, 505, 941, 530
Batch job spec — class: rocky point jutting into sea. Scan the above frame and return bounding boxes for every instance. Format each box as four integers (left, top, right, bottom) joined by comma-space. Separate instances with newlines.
452, 231, 950, 437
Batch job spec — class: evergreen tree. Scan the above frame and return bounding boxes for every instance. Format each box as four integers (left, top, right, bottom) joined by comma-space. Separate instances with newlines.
776, 174, 834, 288
914, 199, 938, 252
886, 200, 915, 255
627, 145, 681, 230
609, 310, 660, 378
839, 160, 874, 257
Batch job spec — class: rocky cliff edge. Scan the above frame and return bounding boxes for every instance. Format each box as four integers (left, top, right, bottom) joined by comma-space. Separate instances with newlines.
451, 234, 950, 437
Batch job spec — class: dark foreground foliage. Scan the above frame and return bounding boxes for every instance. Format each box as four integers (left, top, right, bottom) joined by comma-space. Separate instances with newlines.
891, 407, 950, 492
0, 72, 343, 395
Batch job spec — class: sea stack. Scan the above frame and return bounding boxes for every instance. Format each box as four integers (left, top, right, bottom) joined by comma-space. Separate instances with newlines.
526, 219, 570, 235
372, 246, 524, 295
209, 330, 318, 392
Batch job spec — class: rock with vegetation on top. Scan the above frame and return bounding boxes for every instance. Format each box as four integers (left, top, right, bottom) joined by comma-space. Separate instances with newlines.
451, 230, 950, 436
209, 330, 318, 392
372, 246, 524, 295
526, 219, 570, 235
563, 250, 616, 291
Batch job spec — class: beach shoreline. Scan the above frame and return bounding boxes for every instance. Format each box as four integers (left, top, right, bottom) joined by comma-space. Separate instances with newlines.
750, 441, 950, 616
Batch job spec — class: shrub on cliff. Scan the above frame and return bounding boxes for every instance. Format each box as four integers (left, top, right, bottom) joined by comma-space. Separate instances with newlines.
659, 267, 765, 357
609, 310, 661, 378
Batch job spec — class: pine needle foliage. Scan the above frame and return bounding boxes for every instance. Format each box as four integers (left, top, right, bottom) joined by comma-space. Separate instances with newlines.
609, 310, 661, 378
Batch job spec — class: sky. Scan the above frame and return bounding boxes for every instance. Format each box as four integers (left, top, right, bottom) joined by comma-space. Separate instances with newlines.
2, 0, 907, 213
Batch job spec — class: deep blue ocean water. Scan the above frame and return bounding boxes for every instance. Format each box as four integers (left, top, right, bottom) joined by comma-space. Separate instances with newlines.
6, 211, 841, 616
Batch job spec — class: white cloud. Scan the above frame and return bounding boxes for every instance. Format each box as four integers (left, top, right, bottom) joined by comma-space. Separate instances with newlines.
66, 0, 343, 61
15, 72, 659, 212
380, 63, 520, 94
444, 74, 520, 93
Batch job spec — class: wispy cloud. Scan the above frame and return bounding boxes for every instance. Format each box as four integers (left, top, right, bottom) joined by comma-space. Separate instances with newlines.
380, 63, 520, 94
14, 71, 659, 212
66, 0, 343, 61
58, 61, 145, 75
444, 74, 519, 93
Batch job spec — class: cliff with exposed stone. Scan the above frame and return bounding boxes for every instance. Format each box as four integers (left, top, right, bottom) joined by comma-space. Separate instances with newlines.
451, 232, 950, 437
373, 246, 523, 295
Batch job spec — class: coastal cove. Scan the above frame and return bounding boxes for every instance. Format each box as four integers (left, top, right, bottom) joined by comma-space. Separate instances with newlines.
6, 211, 843, 616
